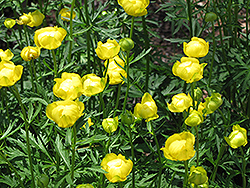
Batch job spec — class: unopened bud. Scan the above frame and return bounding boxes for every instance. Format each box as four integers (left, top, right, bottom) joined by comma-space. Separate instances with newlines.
119, 38, 134, 52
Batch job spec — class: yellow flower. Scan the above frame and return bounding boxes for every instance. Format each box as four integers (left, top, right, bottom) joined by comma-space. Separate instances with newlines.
167, 93, 192, 113
134, 92, 159, 122
46, 100, 84, 128
4, 18, 16, 29
53, 72, 84, 100
101, 153, 133, 183
82, 74, 106, 97
82, 117, 94, 129
0, 60, 23, 89
59, 8, 76, 21
76, 184, 94, 188
203, 93, 223, 115
172, 57, 207, 83
17, 13, 32, 25
118, 0, 150, 17
20, 46, 40, 61
34, 26, 67, 50
95, 39, 120, 60
224, 124, 247, 149
27, 10, 45, 27
185, 110, 204, 127
0, 49, 14, 61
161, 132, 196, 161
102, 116, 119, 133
183, 37, 209, 58
104, 56, 127, 85
188, 166, 208, 185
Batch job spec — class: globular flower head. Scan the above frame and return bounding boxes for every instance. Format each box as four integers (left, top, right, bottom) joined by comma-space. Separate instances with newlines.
46, 100, 85, 128
4, 18, 16, 29
59, 8, 76, 21
205, 12, 217, 22
104, 55, 127, 85
82, 73, 106, 97
185, 110, 204, 127
161, 132, 196, 161
37, 174, 49, 188
203, 93, 223, 115
188, 166, 208, 185
102, 116, 119, 134
17, 13, 32, 25
76, 184, 94, 188
167, 93, 192, 113
53, 72, 84, 100
21, 46, 40, 61
0, 49, 14, 61
118, 0, 150, 17
101, 153, 133, 183
95, 39, 120, 60
224, 124, 247, 149
183, 37, 209, 58
27, 10, 45, 27
34, 26, 67, 50
134, 92, 159, 122
0, 60, 23, 89
172, 57, 207, 83
121, 110, 135, 126
119, 38, 134, 51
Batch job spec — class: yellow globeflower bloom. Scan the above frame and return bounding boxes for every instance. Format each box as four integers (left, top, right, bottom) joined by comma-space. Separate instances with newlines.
46, 100, 84, 128
224, 124, 247, 149
17, 13, 32, 25
134, 92, 159, 122
188, 166, 208, 186
172, 57, 207, 83
0, 60, 23, 89
59, 8, 76, 21
27, 10, 45, 27
185, 110, 204, 127
101, 153, 133, 183
95, 39, 120, 60
203, 93, 223, 115
82, 73, 106, 97
118, 0, 150, 17
20, 46, 40, 61
102, 116, 119, 133
167, 93, 192, 113
4, 18, 16, 29
0, 49, 14, 61
34, 26, 67, 50
104, 55, 127, 85
183, 37, 209, 58
53, 72, 84, 100
161, 132, 196, 161
76, 184, 94, 188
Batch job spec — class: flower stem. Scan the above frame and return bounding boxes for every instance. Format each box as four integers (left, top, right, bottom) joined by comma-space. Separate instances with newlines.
70, 124, 77, 188
113, 83, 122, 117
194, 126, 199, 166
240, 147, 246, 188
128, 124, 135, 188
68, 0, 76, 63
52, 49, 57, 79
183, 160, 189, 188
208, 21, 216, 88
187, 0, 193, 39
122, 50, 130, 113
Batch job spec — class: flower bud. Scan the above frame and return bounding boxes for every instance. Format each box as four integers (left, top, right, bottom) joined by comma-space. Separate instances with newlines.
59, 8, 76, 21
183, 37, 209, 58
4, 18, 16, 29
121, 110, 135, 125
17, 13, 31, 25
194, 87, 203, 101
27, 10, 45, 27
185, 110, 204, 127
76, 184, 94, 188
95, 39, 120, 60
102, 116, 119, 134
205, 12, 217, 22
37, 174, 49, 188
0, 49, 14, 61
119, 38, 134, 51
188, 166, 208, 185
167, 93, 192, 113
224, 124, 247, 149
21, 46, 40, 61
203, 93, 223, 114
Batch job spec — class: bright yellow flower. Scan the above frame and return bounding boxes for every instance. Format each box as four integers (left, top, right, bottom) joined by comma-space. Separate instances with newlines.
20, 46, 40, 61
134, 92, 158, 122
172, 57, 207, 83
104, 56, 127, 85
183, 37, 209, 58
53, 72, 84, 100
17, 13, 32, 25
185, 110, 204, 127
188, 166, 208, 186
34, 26, 67, 50
224, 124, 247, 149
59, 8, 76, 21
95, 39, 120, 60
82, 73, 106, 97
4, 18, 16, 29
46, 100, 84, 128
161, 132, 196, 161
76, 184, 94, 188
102, 116, 119, 133
82, 117, 94, 129
27, 10, 45, 27
101, 153, 133, 183
167, 93, 192, 113
0, 60, 23, 89
203, 93, 223, 115
0, 49, 14, 61
118, 0, 150, 17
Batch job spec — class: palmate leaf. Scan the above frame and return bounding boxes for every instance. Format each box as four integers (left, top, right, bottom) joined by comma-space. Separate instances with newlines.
0, 174, 17, 188
55, 135, 70, 170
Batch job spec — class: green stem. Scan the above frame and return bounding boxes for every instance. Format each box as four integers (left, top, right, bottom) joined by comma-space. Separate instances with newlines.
128, 125, 135, 188
113, 83, 122, 117
208, 21, 216, 88
29, 60, 35, 92
70, 124, 77, 188
23, 25, 30, 46
129, 17, 135, 39
84, 0, 91, 73
122, 51, 130, 113
187, 0, 193, 38
10, 85, 35, 188
240, 147, 246, 188
52, 49, 57, 79
195, 126, 199, 166
68, 0, 76, 63
183, 160, 189, 188
246, 0, 249, 57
